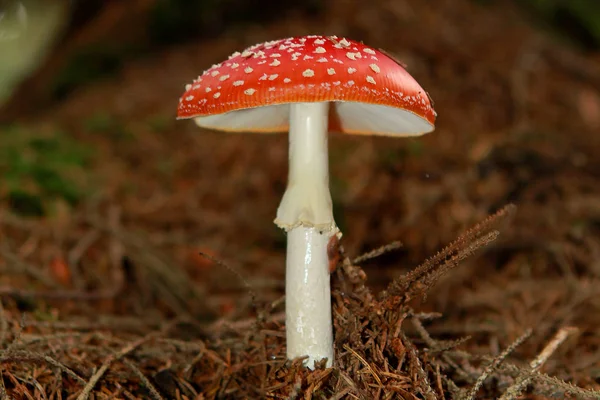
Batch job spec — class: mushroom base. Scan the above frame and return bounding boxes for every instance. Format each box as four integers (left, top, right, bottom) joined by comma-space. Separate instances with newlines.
285, 226, 334, 368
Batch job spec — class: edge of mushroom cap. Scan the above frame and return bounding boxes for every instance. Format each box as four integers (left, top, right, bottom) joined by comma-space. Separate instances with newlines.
177, 35, 437, 134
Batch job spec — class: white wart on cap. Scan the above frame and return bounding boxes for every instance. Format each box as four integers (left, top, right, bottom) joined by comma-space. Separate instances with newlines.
177, 35, 436, 135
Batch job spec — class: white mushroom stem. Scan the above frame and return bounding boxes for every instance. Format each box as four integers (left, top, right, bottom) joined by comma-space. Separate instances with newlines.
285, 227, 334, 368
275, 102, 337, 368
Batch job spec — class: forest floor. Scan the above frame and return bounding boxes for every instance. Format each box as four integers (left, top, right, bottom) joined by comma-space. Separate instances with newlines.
0, 0, 599, 398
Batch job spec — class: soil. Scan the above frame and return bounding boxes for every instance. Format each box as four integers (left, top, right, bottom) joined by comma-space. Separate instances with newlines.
0, 0, 599, 398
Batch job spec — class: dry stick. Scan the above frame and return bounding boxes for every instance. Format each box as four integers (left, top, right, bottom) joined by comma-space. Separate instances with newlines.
498, 327, 578, 400
352, 241, 403, 265
123, 359, 164, 400
464, 329, 533, 400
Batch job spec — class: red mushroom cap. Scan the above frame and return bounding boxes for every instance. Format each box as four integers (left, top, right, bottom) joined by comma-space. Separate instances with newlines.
177, 35, 436, 136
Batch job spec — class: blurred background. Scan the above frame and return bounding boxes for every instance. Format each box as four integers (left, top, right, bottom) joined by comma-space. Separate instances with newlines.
0, 0, 599, 391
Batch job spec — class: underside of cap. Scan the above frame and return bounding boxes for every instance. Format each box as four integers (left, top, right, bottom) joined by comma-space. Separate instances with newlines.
191, 101, 434, 136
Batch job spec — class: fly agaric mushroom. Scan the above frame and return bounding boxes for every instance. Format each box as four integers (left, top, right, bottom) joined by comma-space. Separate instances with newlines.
177, 35, 436, 368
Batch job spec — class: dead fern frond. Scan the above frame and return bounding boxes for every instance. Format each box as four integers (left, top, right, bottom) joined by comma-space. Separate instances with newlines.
429, 336, 472, 354
385, 204, 515, 301
352, 241, 403, 265
527, 370, 600, 399
411, 230, 499, 300
495, 362, 600, 399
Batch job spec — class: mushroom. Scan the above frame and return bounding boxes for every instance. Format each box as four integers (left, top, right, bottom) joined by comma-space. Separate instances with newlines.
177, 35, 436, 368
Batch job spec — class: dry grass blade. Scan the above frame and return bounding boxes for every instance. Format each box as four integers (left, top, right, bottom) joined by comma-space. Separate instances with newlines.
352, 241, 403, 265
499, 326, 579, 400
464, 329, 532, 400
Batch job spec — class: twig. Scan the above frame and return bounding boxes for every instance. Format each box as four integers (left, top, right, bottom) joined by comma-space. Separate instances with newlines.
498, 327, 578, 400
464, 329, 532, 400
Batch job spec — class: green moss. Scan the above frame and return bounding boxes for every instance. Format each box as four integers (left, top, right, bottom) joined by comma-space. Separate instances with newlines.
0, 126, 94, 217
147, 114, 172, 133
527, 0, 600, 49
51, 44, 143, 100
480, 0, 600, 50
83, 113, 135, 141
